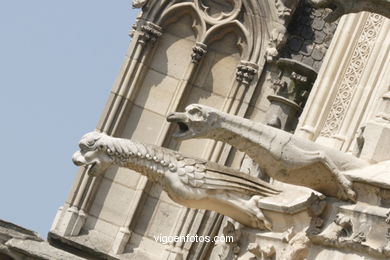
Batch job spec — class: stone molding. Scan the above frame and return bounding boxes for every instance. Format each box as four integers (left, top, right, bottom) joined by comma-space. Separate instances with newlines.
296, 12, 390, 152
319, 13, 384, 138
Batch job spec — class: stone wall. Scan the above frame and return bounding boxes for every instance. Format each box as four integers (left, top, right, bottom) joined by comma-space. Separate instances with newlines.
49, 1, 390, 260
49, 0, 305, 259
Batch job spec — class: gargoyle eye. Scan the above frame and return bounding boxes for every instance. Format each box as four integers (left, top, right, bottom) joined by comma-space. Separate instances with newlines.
79, 143, 89, 151
187, 107, 201, 115
87, 140, 95, 146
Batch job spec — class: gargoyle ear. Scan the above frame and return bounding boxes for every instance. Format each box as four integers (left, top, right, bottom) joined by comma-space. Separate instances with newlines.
186, 104, 201, 114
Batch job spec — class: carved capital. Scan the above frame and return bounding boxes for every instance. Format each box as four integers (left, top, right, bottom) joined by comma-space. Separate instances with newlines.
274, 58, 317, 108
138, 22, 162, 45
191, 42, 207, 63
236, 61, 258, 86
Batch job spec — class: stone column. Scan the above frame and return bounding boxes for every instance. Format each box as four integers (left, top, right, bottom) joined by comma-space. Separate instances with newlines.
296, 13, 389, 153
267, 58, 317, 132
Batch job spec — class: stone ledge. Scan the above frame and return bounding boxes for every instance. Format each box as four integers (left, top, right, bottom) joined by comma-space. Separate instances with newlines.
48, 231, 119, 260
258, 183, 322, 214
345, 160, 390, 190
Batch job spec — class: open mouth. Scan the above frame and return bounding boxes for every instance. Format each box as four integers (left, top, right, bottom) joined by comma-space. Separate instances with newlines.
172, 121, 191, 138
167, 112, 191, 138
86, 162, 97, 176
177, 122, 189, 133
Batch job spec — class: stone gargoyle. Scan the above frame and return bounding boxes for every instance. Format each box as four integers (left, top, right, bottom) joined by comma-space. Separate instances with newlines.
167, 104, 370, 202
72, 131, 281, 230
309, 0, 390, 22
132, 0, 148, 9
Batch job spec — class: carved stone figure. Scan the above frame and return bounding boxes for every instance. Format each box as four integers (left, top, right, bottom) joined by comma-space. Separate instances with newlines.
312, 213, 353, 242
309, 0, 390, 22
72, 131, 280, 230
167, 104, 370, 201
132, 0, 148, 9
248, 242, 276, 260
279, 232, 311, 260
212, 221, 242, 260
266, 26, 288, 62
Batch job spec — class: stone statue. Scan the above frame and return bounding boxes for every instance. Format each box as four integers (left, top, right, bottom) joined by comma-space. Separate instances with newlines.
72, 131, 281, 230
132, 0, 148, 9
167, 104, 370, 202
309, 0, 390, 22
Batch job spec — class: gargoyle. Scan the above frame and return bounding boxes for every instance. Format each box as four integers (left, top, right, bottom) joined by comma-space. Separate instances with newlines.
72, 131, 281, 230
167, 104, 369, 202
309, 0, 390, 22
132, 0, 148, 9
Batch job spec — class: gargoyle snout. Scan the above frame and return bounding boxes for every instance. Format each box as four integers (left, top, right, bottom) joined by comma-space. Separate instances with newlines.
167, 112, 183, 122
72, 151, 85, 166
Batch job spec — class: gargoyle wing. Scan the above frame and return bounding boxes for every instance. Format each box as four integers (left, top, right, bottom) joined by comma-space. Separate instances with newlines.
177, 157, 280, 197
204, 161, 280, 197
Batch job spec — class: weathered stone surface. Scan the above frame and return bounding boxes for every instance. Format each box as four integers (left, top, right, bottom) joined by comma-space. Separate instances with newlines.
168, 104, 368, 201
49, 0, 390, 259
0, 219, 83, 260
360, 121, 390, 163
0, 219, 43, 243
6, 238, 85, 260
72, 131, 281, 230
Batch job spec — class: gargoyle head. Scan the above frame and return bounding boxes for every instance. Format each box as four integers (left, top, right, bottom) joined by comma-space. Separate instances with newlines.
167, 104, 219, 140
132, 0, 149, 9
309, 0, 350, 22
72, 131, 113, 177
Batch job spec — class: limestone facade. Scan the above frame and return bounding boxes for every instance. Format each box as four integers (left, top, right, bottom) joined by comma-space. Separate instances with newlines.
43, 1, 390, 260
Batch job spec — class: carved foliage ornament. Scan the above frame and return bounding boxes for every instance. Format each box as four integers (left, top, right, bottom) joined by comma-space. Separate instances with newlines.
138, 21, 162, 45
192, 42, 208, 63
236, 61, 259, 86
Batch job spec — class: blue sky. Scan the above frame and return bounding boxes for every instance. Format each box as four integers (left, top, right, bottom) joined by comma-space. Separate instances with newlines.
0, 1, 138, 237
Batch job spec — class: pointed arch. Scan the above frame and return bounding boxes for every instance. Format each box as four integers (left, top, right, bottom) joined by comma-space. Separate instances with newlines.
202, 20, 250, 59
157, 3, 206, 41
